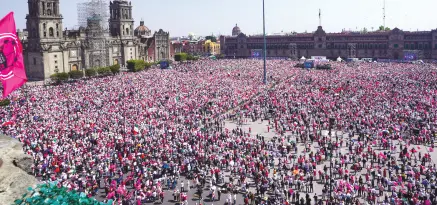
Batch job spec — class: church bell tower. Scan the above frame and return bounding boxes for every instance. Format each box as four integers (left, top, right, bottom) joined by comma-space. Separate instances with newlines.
109, 0, 134, 39
25, 0, 64, 80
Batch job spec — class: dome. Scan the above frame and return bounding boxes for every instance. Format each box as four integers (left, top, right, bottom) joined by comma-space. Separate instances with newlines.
232, 24, 241, 36
134, 21, 151, 36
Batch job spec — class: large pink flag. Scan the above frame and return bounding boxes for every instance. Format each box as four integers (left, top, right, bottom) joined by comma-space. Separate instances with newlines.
0, 12, 27, 98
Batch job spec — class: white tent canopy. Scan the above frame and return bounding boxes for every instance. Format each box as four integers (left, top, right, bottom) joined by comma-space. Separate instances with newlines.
337, 56, 342, 62
300, 56, 306, 60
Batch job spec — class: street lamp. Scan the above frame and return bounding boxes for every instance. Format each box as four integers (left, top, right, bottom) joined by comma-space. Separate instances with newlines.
262, 0, 267, 84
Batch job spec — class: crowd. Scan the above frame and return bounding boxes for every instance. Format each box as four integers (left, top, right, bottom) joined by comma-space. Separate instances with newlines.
0, 59, 436, 205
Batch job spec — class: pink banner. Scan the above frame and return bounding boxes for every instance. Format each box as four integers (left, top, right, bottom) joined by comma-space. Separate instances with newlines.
0, 12, 27, 98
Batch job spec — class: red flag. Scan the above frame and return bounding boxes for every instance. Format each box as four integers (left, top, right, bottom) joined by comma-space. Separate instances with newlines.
0, 12, 27, 98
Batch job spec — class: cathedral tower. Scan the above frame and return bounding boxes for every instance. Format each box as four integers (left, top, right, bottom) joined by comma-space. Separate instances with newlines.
109, 0, 134, 39
25, 0, 66, 79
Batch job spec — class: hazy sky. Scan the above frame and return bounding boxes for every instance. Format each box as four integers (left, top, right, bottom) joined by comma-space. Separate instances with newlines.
1, 0, 436, 37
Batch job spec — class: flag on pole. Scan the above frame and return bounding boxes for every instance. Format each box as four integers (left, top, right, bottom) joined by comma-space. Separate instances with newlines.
319, 9, 321, 18
0, 12, 27, 98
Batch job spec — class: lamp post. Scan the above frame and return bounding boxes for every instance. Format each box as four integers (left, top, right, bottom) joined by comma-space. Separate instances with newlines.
262, 0, 267, 84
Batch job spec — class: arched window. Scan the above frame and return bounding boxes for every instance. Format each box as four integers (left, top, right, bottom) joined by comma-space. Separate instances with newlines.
47, 9, 52, 16
56, 31, 59, 37
126, 28, 129, 35
49, 27, 54, 37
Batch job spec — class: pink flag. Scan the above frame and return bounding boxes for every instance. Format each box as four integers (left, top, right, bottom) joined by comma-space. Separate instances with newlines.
0, 12, 27, 98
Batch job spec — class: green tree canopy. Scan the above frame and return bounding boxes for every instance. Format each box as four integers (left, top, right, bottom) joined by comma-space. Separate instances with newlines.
379, 26, 391, 31
205, 36, 217, 42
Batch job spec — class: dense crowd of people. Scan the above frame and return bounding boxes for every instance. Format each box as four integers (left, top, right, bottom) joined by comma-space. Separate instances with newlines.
1, 59, 437, 205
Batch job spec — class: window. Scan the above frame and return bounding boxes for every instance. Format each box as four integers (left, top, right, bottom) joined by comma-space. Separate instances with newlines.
424, 44, 429, 49
435, 44, 437, 49
54, 55, 57, 58
47, 9, 52, 16
49, 27, 54, 37
419, 44, 423, 49
318, 44, 322, 48
394, 44, 398, 48
33, 58, 36, 65
53, 3, 57, 15
405, 44, 409, 49
56, 24, 58, 29
56, 31, 59, 37
55, 66, 58, 69
54, 60, 57, 64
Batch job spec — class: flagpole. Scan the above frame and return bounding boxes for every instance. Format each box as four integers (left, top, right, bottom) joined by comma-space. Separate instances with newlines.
319, 9, 321, 27
262, 0, 267, 84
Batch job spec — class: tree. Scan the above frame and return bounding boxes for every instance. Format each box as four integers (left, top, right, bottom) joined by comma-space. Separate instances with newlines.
379, 26, 391, 31
127, 60, 146, 72
362, 27, 368, 33
174, 53, 188, 61
50, 72, 69, 83
205, 35, 217, 42
85, 68, 97, 77
109, 64, 120, 74
68, 70, 84, 79
96, 67, 112, 76
0, 99, 10, 107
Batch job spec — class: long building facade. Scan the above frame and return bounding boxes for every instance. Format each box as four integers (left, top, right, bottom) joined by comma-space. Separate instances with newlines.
220, 25, 437, 60
22, 0, 171, 80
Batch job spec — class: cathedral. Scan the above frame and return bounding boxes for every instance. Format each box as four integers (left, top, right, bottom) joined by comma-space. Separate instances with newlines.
22, 0, 171, 80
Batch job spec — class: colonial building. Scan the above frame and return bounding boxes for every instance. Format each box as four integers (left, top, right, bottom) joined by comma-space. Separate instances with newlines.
23, 0, 172, 80
203, 40, 220, 55
220, 24, 437, 60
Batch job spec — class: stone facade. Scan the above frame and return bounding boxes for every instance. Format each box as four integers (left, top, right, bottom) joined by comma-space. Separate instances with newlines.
221, 25, 437, 60
23, 0, 172, 80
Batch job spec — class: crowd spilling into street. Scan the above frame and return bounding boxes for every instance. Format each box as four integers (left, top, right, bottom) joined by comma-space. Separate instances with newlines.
1, 59, 437, 205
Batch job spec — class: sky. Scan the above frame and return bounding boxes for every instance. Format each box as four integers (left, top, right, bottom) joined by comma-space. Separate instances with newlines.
1, 0, 436, 37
